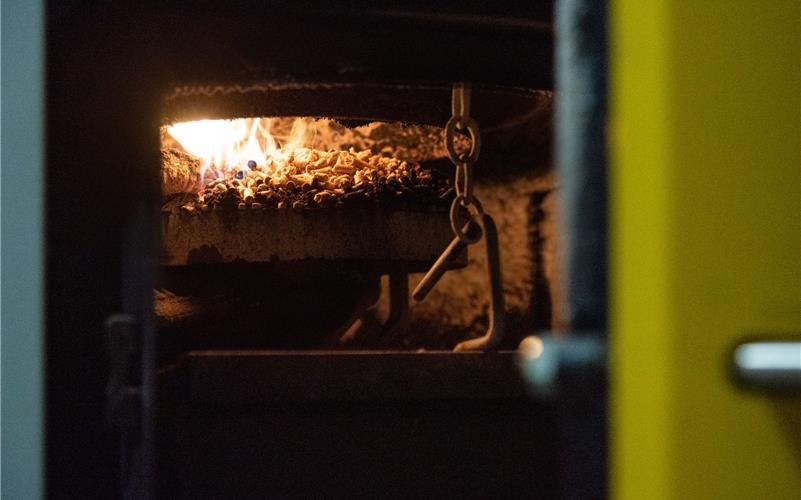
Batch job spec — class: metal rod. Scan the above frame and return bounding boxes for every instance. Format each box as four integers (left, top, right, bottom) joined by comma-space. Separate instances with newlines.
412, 221, 481, 301
554, 0, 608, 497
732, 340, 801, 393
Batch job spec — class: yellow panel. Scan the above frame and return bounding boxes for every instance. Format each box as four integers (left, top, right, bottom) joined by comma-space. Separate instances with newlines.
610, 1, 801, 499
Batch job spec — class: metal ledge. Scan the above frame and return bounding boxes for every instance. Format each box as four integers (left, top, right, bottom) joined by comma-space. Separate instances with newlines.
160, 208, 461, 268
173, 350, 528, 404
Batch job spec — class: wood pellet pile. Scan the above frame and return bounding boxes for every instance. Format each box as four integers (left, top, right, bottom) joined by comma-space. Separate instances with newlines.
165, 147, 453, 214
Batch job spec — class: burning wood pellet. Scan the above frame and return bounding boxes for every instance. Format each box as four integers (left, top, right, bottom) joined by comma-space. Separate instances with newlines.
173, 148, 452, 212
161, 117, 459, 213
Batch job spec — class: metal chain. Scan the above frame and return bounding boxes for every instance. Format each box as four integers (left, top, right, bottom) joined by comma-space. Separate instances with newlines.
445, 83, 483, 242
413, 82, 506, 351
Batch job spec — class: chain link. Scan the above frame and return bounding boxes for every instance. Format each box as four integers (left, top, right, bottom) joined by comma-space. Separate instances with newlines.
445, 83, 481, 204
449, 194, 484, 243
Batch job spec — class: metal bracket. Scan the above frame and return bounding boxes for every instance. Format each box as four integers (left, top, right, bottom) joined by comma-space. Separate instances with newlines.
339, 273, 411, 347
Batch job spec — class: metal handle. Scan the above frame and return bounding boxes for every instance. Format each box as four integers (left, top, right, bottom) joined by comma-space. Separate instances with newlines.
732, 340, 801, 393
412, 220, 481, 301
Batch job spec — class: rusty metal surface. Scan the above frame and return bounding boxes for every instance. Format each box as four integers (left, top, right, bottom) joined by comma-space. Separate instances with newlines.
174, 350, 527, 403
161, 208, 465, 269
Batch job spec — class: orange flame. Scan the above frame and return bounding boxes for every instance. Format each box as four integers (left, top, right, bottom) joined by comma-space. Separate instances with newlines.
166, 117, 318, 185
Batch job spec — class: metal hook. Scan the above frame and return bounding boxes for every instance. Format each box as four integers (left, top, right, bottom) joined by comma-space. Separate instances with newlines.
453, 212, 506, 352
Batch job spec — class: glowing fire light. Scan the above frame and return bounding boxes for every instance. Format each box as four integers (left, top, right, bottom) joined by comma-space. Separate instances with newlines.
166, 117, 318, 185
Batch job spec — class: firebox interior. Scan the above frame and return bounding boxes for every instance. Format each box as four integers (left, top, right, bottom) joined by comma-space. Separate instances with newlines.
156, 86, 556, 354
